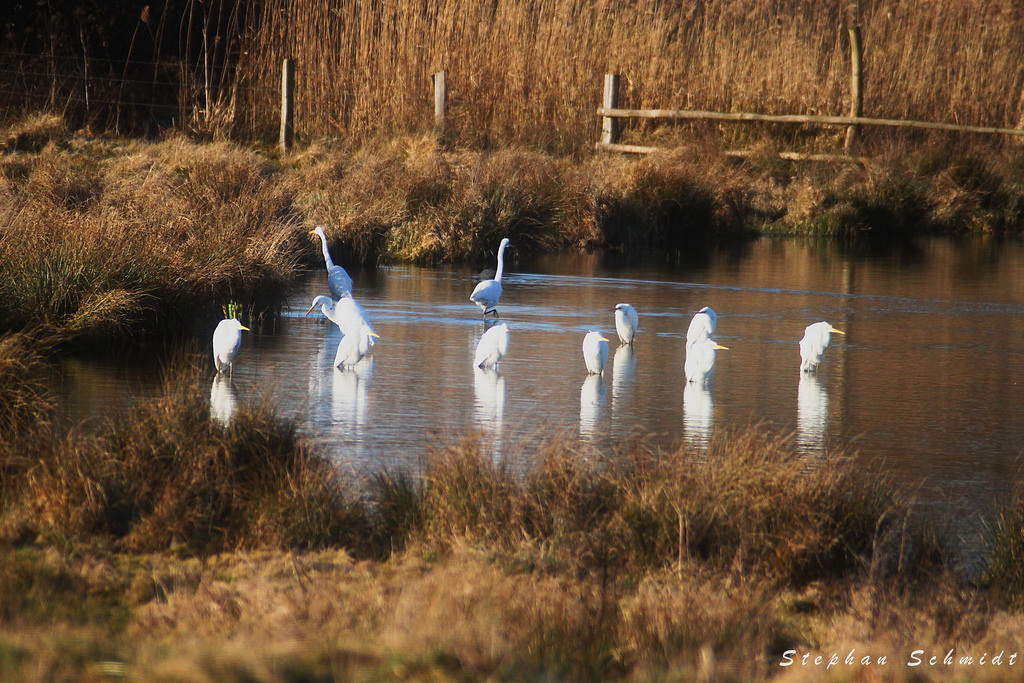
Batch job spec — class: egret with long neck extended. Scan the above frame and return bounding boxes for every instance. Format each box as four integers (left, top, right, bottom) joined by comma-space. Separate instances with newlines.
470, 238, 510, 317
310, 226, 353, 299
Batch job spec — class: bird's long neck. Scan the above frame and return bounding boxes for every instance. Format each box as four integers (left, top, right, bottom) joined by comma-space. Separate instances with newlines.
318, 231, 335, 269
494, 242, 507, 281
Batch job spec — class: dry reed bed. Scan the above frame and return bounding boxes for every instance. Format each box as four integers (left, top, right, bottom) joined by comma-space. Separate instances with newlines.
3, 116, 1024, 351
0, 116, 301, 345
230, 0, 1024, 149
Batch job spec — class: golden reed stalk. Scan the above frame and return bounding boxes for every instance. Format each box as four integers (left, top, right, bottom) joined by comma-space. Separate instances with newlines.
226, 0, 1024, 147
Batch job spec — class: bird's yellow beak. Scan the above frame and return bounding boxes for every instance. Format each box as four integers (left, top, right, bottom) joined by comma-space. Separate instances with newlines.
831, 328, 846, 335
715, 343, 729, 350
600, 335, 609, 342
369, 331, 381, 339
240, 325, 250, 332
304, 304, 317, 316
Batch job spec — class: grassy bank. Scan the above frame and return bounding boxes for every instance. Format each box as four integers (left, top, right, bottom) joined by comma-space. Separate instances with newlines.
4, 116, 1024, 347
3, 343, 1024, 680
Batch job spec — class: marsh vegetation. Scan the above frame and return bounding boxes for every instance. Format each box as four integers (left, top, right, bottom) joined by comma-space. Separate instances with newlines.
3, 342, 1024, 680
5, 2, 1024, 677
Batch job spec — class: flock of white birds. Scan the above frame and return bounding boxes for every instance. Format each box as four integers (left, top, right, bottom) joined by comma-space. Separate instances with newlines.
460, 237, 845, 386
211, 232, 846, 386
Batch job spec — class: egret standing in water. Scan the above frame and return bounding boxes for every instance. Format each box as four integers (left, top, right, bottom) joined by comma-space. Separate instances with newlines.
212, 318, 250, 376
685, 337, 729, 385
470, 237, 510, 317
799, 321, 845, 372
334, 323, 380, 369
686, 306, 717, 348
310, 226, 354, 299
474, 323, 510, 369
305, 294, 376, 340
582, 330, 610, 375
614, 303, 639, 345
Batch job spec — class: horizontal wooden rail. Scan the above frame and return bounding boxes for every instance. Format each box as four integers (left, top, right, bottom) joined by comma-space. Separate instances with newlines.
596, 141, 866, 162
596, 107, 1024, 138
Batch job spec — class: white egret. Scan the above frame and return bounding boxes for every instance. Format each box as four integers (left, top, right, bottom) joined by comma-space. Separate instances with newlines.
614, 303, 639, 345
474, 323, 510, 369
685, 337, 729, 385
470, 237, 510, 317
799, 321, 846, 372
212, 318, 250, 376
310, 226, 354, 299
305, 294, 376, 340
334, 323, 380, 369
686, 306, 717, 348
582, 330, 610, 375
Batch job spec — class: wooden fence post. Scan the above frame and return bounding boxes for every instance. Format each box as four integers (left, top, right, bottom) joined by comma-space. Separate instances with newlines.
844, 27, 863, 155
280, 58, 295, 152
601, 74, 621, 145
433, 70, 448, 138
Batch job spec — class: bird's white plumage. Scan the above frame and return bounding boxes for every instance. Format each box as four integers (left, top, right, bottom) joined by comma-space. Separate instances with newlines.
212, 318, 250, 375
306, 294, 376, 340
686, 307, 717, 348
334, 323, 379, 369
614, 303, 639, 344
799, 321, 845, 372
470, 238, 510, 316
582, 330, 610, 375
311, 226, 353, 299
474, 323, 510, 368
685, 338, 729, 385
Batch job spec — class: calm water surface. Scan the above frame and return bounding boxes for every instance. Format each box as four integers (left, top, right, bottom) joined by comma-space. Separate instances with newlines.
58, 236, 1024, 547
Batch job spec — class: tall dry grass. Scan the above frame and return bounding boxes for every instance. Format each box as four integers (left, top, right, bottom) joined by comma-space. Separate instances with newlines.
229, 0, 1024, 149
2, 325, 1021, 680
0, 355, 374, 555
0, 127, 302, 344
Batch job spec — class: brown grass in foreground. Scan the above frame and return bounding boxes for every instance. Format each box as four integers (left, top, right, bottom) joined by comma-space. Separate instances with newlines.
2, 334, 1024, 678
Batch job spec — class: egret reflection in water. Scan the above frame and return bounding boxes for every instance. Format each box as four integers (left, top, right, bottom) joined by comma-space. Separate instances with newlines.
612, 344, 636, 400
683, 381, 714, 449
307, 328, 373, 439
332, 357, 375, 429
473, 366, 506, 461
580, 373, 607, 441
473, 366, 506, 427
797, 371, 829, 455
209, 374, 237, 426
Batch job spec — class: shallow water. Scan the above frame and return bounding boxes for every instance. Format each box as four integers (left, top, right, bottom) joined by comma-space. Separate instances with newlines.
56, 236, 1024, 554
